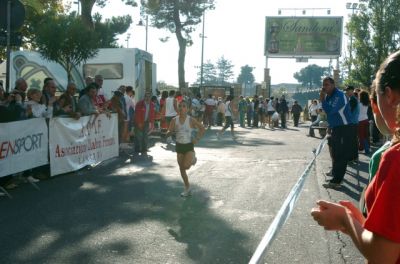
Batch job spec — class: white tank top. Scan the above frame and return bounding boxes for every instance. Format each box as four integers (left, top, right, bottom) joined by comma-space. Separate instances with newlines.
175, 116, 192, 144
165, 97, 177, 117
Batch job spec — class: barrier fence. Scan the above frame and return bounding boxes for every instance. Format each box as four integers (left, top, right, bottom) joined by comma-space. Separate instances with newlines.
249, 137, 328, 264
0, 113, 119, 178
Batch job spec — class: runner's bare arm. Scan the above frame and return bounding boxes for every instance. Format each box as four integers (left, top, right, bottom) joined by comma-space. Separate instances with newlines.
166, 117, 176, 138
191, 117, 205, 141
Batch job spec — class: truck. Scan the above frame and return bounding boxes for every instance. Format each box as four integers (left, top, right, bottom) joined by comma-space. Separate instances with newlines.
8, 48, 157, 100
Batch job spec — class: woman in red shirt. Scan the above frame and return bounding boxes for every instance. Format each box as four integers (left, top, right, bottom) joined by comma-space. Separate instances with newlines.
311, 50, 400, 263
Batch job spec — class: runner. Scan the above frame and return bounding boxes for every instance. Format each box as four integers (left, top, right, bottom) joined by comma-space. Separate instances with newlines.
166, 100, 205, 197
217, 95, 235, 139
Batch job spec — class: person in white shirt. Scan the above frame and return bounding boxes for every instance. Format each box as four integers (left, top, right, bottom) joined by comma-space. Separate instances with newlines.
166, 100, 205, 197
217, 95, 235, 139
26, 88, 54, 118
309, 100, 319, 122
165, 90, 178, 128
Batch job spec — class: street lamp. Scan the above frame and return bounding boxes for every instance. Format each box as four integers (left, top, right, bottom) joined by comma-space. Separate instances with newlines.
137, 15, 148, 51
199, 11, 206, 88
126, 33, 131, 48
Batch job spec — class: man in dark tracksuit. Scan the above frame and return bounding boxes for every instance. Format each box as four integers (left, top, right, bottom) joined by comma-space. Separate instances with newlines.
320, 77, 352, 188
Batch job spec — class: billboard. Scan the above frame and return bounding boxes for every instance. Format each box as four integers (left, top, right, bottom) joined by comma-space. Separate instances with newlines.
265, 16, 343, 58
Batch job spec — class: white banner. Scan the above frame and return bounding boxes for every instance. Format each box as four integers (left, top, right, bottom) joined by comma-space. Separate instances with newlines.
0, 118, 49, 177
49, 113, 119, 176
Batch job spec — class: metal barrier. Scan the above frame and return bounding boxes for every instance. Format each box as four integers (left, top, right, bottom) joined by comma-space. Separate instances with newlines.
249, 137, 327, 264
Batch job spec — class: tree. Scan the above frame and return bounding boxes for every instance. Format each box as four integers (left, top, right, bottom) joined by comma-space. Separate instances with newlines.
346, 0, 400, 86
196, 60, 217, 85
237, 65, 255, 85
92, 13, 132, 48
35, 13, 100, 82
80, 0, 137, 29
142, 0, 215, 89
293, 64, 329, 89
216, 56, 234, 84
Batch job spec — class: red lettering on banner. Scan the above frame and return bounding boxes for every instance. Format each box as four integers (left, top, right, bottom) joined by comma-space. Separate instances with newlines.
0, 141, 16, 160
0, 141, 7, 159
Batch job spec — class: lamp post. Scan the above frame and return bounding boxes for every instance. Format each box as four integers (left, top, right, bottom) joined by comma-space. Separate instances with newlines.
137, 15, 148, 51
126, 33, 131, 48
199, 11, 206, 88
346, 2, 360, 78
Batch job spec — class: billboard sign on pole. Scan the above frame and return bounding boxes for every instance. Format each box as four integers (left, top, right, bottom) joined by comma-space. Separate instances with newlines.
265, 16, 343, 58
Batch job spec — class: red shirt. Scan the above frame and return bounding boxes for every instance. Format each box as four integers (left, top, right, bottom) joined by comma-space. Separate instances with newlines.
364, 143, 400, 262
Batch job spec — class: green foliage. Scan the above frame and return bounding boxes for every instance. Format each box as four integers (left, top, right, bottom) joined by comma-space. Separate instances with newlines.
346, 0, 400, 86
35, 13, 100, 82
216, 56, 234, 84
142, 0, 215, 88
196, 60, 217, 85
93, 14, 132, 48
293, 64, 329, 89
80, 0, 137, 29
237, 65, 255, 85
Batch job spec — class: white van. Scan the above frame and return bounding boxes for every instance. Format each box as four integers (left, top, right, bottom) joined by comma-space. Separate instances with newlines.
9, 48, 157, 100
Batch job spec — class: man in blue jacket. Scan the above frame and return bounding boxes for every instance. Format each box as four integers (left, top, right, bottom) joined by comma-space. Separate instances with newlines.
320, 77, 352, 188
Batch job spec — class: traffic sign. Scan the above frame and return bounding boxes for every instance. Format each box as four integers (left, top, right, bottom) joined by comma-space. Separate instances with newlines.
0, 0, 26, 31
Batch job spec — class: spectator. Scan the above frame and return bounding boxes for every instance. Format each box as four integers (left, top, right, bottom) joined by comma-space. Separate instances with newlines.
346, 85, 360, 162
78, 84, 99, 115
311, 50, 400, 264
278, 95, 289, 128
26, 88, 54, 118
358, 90, 371, 154
40, 78, 56, 107
238, 95, 247, 128
252, 95, 259, 128
12, 78, 28, 102
165, 90, 178, 130
308, 108, 327, 137
94, 74, 107, 109
110, 90, 127, 144
308, 100, 319, 122
291, 100, 303, 127
134, 91, 155, 154
125, 86, 136, 139
204, 94, 215, 128
216, 97, 225, 126
320, 77, 352, 188
246, 97, 253, 127
159, 90, 169, 134
54, 82, 81, 119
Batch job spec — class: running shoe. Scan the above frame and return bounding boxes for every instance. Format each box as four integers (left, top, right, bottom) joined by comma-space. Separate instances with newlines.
180, 189, 192, 197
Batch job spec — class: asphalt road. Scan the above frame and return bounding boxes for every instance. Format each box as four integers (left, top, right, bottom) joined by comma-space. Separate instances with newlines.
0, 120, 370, 264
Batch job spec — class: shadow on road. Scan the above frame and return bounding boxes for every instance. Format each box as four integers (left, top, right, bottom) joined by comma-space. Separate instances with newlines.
0, 155, 252, 263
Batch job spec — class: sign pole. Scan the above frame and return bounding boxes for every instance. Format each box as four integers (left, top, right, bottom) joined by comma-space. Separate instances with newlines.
5, 0, 12, 91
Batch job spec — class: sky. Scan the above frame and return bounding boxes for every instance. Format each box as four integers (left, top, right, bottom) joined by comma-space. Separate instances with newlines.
65, 0, 357, 87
